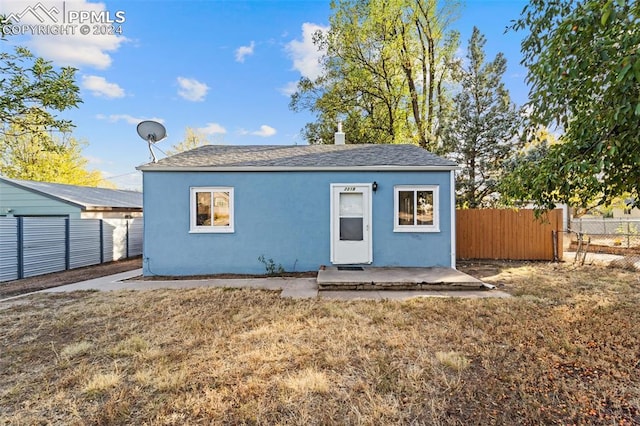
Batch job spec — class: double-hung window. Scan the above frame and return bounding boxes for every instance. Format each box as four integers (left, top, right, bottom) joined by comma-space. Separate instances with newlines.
394, 185, 439, 232
190, 187, 234, 233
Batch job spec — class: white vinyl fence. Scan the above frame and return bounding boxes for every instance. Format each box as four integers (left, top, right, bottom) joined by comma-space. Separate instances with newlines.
0, 217, 143, 282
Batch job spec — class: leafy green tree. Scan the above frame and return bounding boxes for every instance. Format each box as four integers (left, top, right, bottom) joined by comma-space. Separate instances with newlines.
1, 17, 81, 133
503, 0, 640, 210
501, 128, 563, 201
166, 127, 213, 155
290, 0, 460, 149
1, 16, 92, 185
442, 27, 521, 208
0, 118, 106, 187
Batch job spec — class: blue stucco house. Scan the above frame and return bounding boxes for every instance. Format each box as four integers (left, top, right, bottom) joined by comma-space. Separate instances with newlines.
137, 144, 458, 276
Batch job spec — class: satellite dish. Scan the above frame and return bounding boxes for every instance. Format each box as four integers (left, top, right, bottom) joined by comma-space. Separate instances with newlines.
137, 120, 167, 163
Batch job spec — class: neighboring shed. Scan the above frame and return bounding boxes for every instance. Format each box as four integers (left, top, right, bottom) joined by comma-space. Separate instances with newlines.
0, 177, 143, 219
137, 144, 458, 276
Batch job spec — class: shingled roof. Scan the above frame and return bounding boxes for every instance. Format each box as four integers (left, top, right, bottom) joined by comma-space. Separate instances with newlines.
137, 144, 458, 171
0, 177, 142, 210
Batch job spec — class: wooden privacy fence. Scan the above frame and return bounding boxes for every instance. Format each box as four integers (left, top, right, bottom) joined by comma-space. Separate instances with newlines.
456, 209, 563, 261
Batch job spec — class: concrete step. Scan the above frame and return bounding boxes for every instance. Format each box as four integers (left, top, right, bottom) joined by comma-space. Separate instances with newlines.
317, 266, 492, 291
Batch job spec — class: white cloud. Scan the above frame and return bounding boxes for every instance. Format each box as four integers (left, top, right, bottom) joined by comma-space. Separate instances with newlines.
286, 22, 328, 80
197, 122, 227, 135
254, 125, 276, 137
32, 37, 125, 69
96, 114, 164, 125
279, 81, 298, 96
82, 75, 125, 98
0, 0, 128, 69
239, 125, 276, 137
235, 41, 255, 63
177, 77, 209, 102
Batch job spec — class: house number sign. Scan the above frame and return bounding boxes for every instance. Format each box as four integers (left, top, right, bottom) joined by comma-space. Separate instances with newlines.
343, 187, 356, 191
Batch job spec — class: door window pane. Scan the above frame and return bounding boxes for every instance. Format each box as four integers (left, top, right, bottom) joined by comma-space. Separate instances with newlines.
196, 192, 211, 226
398, 191, 414, 225
416, 191, 434, 225
340, 218, 364, 241
340, 193, 363, 216
339, 192, 364, 240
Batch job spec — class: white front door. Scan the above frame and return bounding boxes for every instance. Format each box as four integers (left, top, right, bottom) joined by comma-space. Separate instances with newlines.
331, 184, 372, 264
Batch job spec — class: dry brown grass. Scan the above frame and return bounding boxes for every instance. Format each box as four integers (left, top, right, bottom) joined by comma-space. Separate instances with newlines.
1, 262, 639, 424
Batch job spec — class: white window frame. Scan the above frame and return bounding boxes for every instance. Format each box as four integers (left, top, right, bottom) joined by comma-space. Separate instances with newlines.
393, 185, 439, 232
189, 187, 234, 233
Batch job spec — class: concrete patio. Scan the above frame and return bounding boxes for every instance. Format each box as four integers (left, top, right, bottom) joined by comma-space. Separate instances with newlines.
317, 266, 492, 291
45, 266, 506, 300
1, 266, 510, 305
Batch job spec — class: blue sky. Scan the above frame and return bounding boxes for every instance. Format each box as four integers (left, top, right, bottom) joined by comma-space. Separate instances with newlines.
1, 0, 529, 190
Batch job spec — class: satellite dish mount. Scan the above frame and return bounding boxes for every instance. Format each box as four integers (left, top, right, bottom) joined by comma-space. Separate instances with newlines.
136, 120, 167, 163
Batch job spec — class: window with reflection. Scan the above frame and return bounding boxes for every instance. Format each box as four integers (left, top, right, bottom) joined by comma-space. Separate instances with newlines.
190, 187, 234, 232
394, 186, 439, 232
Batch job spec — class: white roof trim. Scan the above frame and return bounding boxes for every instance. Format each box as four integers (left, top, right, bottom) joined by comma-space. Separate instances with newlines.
137, 165, 460, 172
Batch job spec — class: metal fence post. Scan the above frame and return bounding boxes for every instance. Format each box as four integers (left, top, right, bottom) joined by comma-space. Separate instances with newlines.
17, 217, 24, 279
126, 220, 130, 259
65, 218, 70, 270
100, 220, 104, 264
627, 220, 631, 249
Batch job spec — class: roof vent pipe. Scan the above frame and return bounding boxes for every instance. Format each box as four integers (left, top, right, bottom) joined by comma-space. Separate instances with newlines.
335, 121, 345, 145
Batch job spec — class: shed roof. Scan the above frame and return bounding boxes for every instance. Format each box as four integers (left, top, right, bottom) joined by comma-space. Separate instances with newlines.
0, 177, 143, 210
137, 144, 458, 171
